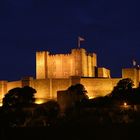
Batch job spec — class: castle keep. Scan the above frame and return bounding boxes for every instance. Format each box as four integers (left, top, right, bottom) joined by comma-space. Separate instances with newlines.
0, 48, 140, 104
36, 48, 97, 79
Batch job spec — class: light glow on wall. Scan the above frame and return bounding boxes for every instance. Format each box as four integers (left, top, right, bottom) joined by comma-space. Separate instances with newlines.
89, 96, 95, 99
35, 98, 45, 104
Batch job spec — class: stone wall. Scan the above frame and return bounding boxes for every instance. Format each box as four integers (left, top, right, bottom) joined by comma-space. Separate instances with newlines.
51, 79, 71, 98
7, 81, 22, 91
0, 75, 136, 106
30, 79, 51, 99
36, 51, 48, 79
97, 67, 110, 78
30, 77, 121, 100
29, 78, 71, 100
36, 48, 97, 79
80, 78, 121, 98
47, 54, 72, 78
0, 81, 7, 104
122, 68, 140, 87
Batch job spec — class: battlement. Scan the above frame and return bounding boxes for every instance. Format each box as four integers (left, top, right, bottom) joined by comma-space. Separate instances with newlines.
49, 53, 71, 57
36, 51, 49, 55
36, 48, 97, 79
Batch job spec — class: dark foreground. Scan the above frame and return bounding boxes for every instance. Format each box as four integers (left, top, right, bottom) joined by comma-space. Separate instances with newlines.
0, 125, 140, 140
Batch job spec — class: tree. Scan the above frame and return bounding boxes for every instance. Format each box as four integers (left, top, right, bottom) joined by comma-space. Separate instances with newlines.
130, 84, 140, 104
110, 78, 134, 101
92, 96, 112, 107
2, 86, 36, 108
66, 84, 89, 109
115, 78, 134, 90
26, 100, 60, 127
67, 84, 89, 103
1, 86, 36, 127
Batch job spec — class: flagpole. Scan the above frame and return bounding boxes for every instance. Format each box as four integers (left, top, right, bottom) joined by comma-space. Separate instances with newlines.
78, 37, 80, 48
78, 36, 85, 48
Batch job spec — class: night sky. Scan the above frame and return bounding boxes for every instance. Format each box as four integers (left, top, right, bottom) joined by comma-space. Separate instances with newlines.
0, 0, 140, 81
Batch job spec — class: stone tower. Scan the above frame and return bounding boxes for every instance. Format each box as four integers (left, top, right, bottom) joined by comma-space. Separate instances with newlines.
122, 68, 140, 87
36, 48, 97, 79
36, 51, 49, 79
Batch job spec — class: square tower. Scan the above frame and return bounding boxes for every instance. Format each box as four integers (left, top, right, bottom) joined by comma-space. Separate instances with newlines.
36, 48, 97, 79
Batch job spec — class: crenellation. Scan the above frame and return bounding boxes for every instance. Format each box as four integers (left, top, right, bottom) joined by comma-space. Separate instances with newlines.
36, 48, 97, 79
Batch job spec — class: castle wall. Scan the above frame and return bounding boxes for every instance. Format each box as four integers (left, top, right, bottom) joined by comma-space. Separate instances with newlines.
0, 81, 7, 104
29, 79, 51, 99
30, 77, 121, 101
70, 76, 81, 85
87, 55, 92, 77
47, 54, 73, 78
81, 49, 88, 76
92, 53, 97, 67
36, 48, 98, 79
7, 81, 22, 91
71, 49, 82, 76
36, 51, 48, 79
80, 78, 121, 98
51, 79, 71, 98
122, 68, 139, 87
29, 78, 70, 100
0, 76, 130, 106
98, 67, 110, 78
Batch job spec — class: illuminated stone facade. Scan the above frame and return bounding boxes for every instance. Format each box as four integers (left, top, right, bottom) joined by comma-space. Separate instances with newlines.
36, 48, 97, 79
0, 48, 140, 105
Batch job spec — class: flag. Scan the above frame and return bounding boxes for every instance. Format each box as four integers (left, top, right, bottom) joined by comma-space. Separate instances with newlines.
78, 36, 85, 48
78, 36, 85, 42
132, 59, 136, 67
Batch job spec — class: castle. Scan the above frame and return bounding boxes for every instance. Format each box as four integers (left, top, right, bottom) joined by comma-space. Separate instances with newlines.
0, 48, 140, 105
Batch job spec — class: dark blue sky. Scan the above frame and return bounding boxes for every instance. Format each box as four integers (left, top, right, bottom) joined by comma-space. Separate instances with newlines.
0, 0, 140, 81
